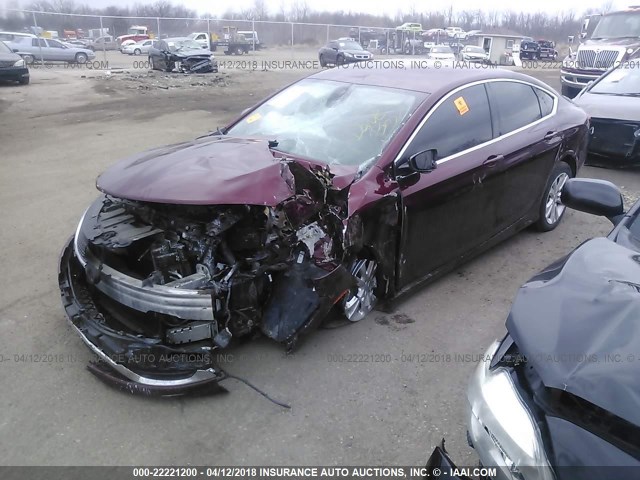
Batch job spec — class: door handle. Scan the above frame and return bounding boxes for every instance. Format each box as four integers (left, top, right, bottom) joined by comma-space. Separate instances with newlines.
544, 131, 557, 140
483, 154, 504, 167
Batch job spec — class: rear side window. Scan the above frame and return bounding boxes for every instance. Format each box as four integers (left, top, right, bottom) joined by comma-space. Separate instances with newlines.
534, 88, 554, 117
487, 82, 542, 136
407, 84, 493, 161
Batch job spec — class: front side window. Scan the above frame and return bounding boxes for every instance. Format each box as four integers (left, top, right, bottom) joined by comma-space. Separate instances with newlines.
227, 78, 426, 167
486, 82, 543, 136
406, 83, 493, 161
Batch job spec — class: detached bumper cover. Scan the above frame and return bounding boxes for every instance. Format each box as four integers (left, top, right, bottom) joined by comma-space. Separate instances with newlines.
58, 238, 227, 396
587, 118, 640, 166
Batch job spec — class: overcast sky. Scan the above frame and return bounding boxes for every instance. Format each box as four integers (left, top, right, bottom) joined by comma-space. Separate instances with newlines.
0, 0, 628, 17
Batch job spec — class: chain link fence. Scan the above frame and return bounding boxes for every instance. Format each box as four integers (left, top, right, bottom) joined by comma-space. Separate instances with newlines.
0, 8, 413, 67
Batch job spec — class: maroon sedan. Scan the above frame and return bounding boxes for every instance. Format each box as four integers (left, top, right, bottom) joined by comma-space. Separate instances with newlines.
59, 67, 589, 395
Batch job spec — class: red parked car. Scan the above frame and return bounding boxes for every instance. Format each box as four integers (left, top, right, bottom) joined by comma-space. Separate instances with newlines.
59, 66, 589, 396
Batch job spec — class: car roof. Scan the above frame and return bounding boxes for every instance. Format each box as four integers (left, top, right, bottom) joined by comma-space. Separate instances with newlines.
0, 31, 36, 37
309, 66, 545, 94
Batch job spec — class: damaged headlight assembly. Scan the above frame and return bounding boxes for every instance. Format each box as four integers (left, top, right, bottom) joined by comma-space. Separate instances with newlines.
467, 342, 554, 480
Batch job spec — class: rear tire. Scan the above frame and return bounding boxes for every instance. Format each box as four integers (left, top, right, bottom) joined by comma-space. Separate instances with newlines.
22, 54, 35, 65
134, 48, 141, 55
75, 52, 88, 64
535, 162, 572, 232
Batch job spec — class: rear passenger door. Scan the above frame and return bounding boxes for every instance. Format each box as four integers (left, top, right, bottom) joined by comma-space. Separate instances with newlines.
397, 83, 504, 286
485, 81, 560, 230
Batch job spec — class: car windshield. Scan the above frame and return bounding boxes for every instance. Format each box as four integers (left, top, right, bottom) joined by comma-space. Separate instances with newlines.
338, 40, 362, 50
432, 46, 453, 53
0, 40, 11, 53
465, 46, 484, 53
227, 78, 426, 167
167, 39, 201, 51
591, 12, 640, 39
590, 62, 640, 95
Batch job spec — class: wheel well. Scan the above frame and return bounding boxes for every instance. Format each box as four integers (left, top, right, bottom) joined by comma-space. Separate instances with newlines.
559, 154, 577, 177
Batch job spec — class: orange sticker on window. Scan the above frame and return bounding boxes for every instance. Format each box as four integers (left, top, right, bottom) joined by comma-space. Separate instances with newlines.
246, 112, 262, 124
453, 96, 469, 115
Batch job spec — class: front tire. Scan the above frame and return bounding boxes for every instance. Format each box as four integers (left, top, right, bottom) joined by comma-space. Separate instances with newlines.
319, 54, 326, 67
535, 162, 572, 232
18, 76, 29, 85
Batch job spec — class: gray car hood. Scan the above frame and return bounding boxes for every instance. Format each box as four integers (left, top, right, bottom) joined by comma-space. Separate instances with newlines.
0, 51, 21, 63
507, 237, 640, 427
575, 92, 640, 122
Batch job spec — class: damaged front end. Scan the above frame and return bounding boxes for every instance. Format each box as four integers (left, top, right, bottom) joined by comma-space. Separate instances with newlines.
172, 54, 217, 74
58, 161, 359, 395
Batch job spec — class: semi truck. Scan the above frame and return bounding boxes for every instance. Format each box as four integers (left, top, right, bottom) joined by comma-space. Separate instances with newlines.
560, 6, 640, 97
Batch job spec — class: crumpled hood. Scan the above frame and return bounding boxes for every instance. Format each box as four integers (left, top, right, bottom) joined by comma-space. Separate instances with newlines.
507, 237, 640, 427
97, 137, 298, 206
172, 48, 211, 58
575, 92, 640, 122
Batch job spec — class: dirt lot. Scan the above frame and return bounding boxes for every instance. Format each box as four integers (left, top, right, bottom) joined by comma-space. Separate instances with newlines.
1, 53, 639, 467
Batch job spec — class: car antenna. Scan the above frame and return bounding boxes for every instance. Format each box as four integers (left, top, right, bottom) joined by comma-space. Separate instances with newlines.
220, 370, 292, 409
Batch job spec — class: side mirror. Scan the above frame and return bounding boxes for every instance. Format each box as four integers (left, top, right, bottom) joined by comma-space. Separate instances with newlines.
567, 35, 574, 44
12, 48, 18, 53
561, 178, 625, 225
408, 149, 437, 173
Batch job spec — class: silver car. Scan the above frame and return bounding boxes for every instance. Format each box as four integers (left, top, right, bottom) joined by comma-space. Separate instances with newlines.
122, 39, 158, 55
9, 36, 96, 64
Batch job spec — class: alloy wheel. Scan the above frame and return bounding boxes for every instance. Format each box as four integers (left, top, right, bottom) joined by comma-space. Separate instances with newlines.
545, 172, 569, 225
342, 259, 378, 322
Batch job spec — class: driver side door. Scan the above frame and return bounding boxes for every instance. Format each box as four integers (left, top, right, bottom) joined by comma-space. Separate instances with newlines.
396, 82, 504, 288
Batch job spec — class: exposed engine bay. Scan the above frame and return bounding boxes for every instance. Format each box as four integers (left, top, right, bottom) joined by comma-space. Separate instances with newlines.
59, 159, 378, 395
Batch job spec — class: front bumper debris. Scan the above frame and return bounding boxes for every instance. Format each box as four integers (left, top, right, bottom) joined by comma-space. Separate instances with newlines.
59, 238, 227, 396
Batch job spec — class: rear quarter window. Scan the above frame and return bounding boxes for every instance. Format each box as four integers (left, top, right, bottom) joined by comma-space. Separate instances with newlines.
487, 81, 542, 136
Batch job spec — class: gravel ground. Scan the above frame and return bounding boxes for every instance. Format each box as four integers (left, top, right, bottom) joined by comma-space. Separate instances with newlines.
0, 56, 638, 468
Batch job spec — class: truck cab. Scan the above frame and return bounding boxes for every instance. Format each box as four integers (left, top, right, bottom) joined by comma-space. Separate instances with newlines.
561, 7, 640, 97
